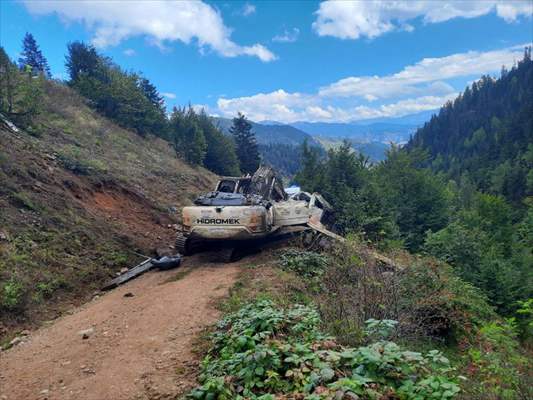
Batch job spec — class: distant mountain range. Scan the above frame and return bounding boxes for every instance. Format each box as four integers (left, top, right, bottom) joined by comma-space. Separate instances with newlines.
212, 111, 434, 176
211, 117, 320, 146
214, 110, 436, 147
291, 121, 416, 144
347, 110, 437, 126
213, 110, 436, 164
290, 110, 438, 143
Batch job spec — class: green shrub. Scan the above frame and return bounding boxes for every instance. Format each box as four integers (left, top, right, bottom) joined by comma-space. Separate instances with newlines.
462, 320, 531, 399
10, 192, 38, 211
35, 277, 67, 300
1, 279, 25, 311
398, 259, 496, 342
364, 318, 398, 340
188, 300, 461, 400
513, 298, 533, 343
311, 240, 497, 348
279, 249, 328, 279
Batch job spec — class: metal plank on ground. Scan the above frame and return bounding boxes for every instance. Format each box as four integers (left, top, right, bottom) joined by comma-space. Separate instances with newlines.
101, 258, 154, 291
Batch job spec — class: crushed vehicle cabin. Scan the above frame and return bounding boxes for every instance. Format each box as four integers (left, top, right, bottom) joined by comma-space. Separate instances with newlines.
176, 166, 342, 258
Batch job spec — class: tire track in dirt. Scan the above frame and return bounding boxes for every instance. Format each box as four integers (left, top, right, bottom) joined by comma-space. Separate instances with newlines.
0, 255, 242, 400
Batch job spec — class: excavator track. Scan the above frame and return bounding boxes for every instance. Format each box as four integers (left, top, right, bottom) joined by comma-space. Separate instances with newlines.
175, 232, 191, 255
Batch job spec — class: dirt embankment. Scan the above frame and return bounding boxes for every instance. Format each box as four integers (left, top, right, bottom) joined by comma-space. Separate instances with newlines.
0, 81, 217, 339
0, 253, 245, 400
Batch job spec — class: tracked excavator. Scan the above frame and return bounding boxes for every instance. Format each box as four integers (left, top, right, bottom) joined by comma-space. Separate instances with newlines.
102, 167, 397, 289
175, 166, 342, 258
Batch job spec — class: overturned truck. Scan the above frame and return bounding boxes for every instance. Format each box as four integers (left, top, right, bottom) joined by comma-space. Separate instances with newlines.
176, 166, 342, 257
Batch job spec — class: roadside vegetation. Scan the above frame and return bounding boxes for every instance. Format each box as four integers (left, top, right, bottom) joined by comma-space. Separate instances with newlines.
188, 244, 531, 399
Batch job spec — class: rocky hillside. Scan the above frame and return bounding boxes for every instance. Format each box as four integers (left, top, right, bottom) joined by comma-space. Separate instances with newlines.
0, 81, 216, 339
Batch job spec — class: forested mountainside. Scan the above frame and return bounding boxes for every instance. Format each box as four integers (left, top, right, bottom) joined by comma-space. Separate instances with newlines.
408, 48, 533, 205
259, 142, 326, 179
212, 117, 325, 178
315, 136, 390, 163
295, 50, 532, 352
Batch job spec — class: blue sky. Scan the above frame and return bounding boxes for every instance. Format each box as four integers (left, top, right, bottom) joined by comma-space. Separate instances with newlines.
1, 0, 532, 123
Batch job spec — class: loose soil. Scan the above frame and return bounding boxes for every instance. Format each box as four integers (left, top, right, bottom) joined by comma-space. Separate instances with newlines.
0, 254, 245, 400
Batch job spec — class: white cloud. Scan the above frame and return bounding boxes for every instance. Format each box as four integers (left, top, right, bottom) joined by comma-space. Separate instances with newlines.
192, 104, 210, 113
320, 45, 526, 98
215, 44, 528, 123
123, 48, 136, 56
217, 89, 314, 122
162, 92, 176, 99
23, 0, 276, 62
313, 1, 532, 40
273, 28, 300, 43
216, 90, 455, 123
352, 94, 458, 120
241, 3, 256, 17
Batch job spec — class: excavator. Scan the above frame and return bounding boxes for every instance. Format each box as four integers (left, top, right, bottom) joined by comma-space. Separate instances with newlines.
175, 166, 342, 259
103, 167, 397, 289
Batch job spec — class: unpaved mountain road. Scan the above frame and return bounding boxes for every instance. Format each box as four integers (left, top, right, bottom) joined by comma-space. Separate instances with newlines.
0, 255, 243, 400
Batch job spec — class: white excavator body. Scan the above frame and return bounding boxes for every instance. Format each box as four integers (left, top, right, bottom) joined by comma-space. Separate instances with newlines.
176, 167, 340, 255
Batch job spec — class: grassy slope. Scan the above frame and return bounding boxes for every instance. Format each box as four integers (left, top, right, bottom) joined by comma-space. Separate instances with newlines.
0, 81, 216, 339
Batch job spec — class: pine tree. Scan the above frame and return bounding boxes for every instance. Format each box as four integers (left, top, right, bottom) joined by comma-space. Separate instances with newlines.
230, 112, 260, 174
0, 46, 44, 127
138, 76, 165, 112
18, 33, 50, 77
197, 110, 240, 175
169, 107, 206, 165
65, 41, 101, 82
294, 139, 323, 192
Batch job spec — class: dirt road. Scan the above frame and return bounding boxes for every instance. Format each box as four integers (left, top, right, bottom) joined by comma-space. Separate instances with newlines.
0, 255, 242, 400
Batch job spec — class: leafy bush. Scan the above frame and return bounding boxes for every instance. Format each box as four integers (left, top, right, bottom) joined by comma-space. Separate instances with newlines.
397, 259, 496, 342
279, 249, 328, 279
364, 318, 398, 340
462, 320, 531, 399
513, 298, 533, 343
1, 279, 25, 311
314, 240, 496, 347
188, 300, 461, 400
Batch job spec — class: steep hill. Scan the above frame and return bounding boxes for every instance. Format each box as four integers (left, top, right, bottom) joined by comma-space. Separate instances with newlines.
408, 49, 533, 204
0, 81, 216, 338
